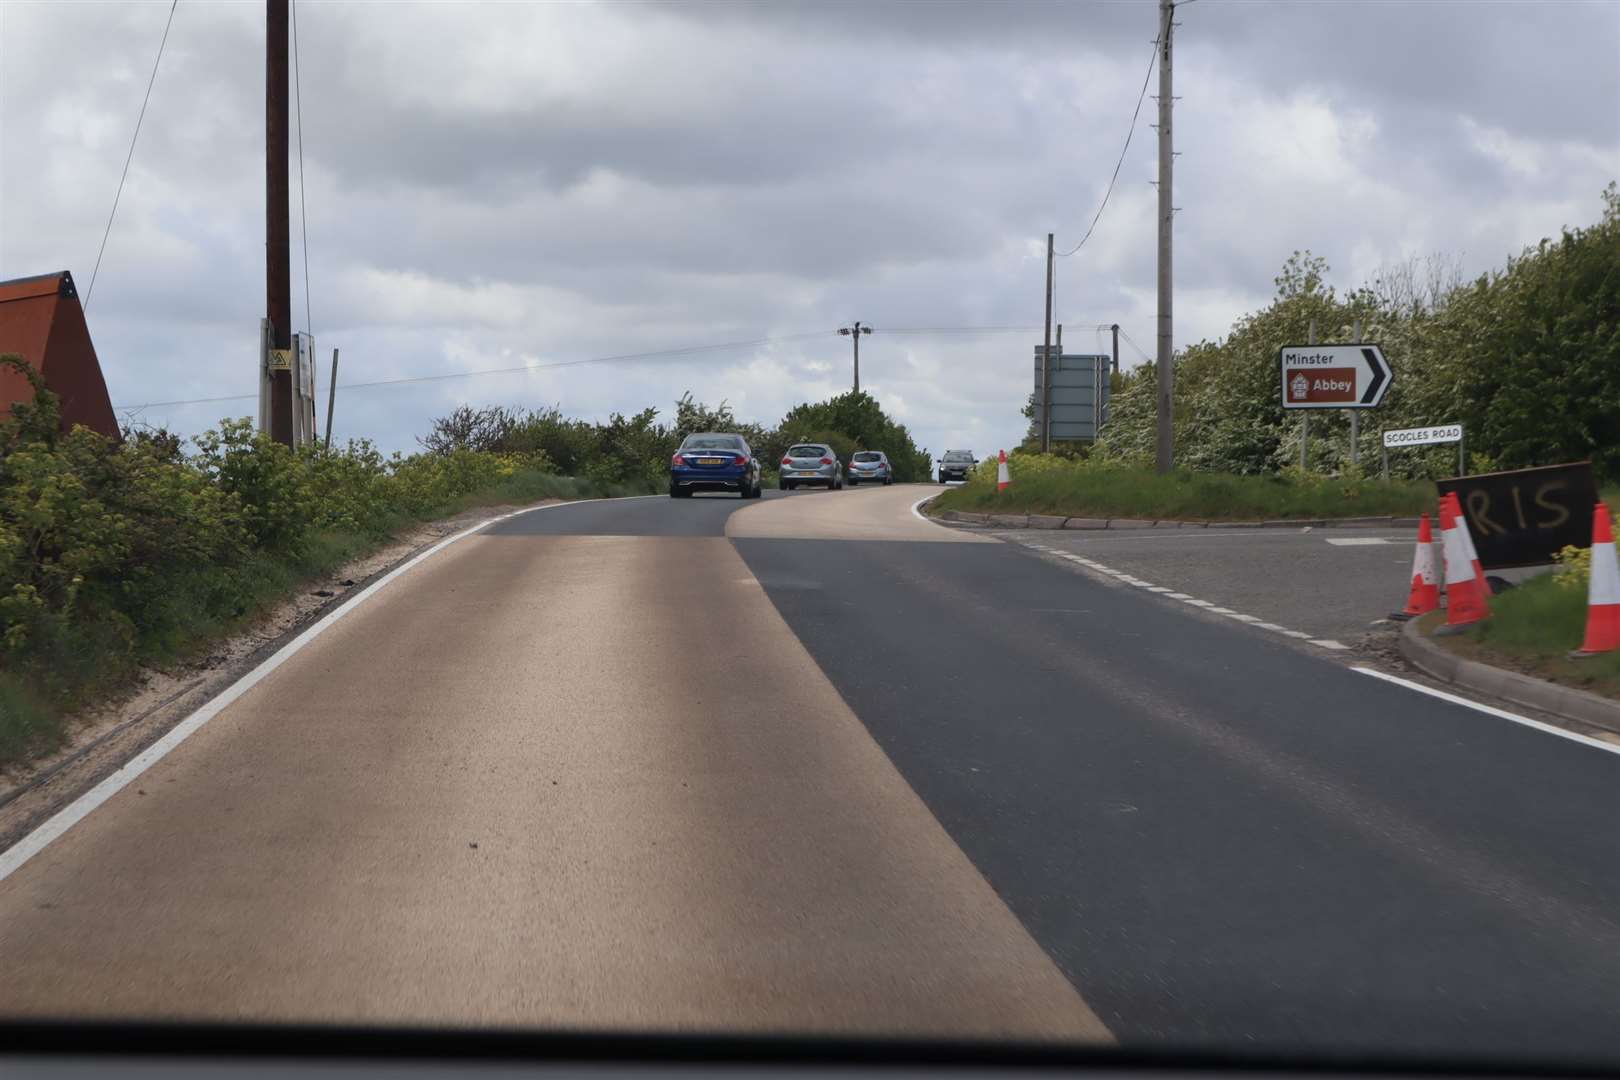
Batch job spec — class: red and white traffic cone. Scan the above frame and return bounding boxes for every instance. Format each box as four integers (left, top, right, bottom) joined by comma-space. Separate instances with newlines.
1448, 492, 1493, 603
1574, 502, 1620, 657
997, 450, 1010, 492
1437, 494, 1490, 631
1392, 512, 1439, 620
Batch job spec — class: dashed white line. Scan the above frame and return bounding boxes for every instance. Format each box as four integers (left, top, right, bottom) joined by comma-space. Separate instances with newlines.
1019, 536, 1345, 654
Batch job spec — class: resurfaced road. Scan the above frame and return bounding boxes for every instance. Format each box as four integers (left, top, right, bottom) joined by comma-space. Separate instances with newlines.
6, 485, 1620, 1062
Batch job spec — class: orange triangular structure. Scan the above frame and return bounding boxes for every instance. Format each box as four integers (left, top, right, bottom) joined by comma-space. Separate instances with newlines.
0, 271, 118, 437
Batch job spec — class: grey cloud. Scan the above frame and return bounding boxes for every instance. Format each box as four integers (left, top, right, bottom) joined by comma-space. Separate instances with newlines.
4, 0, 1614, 462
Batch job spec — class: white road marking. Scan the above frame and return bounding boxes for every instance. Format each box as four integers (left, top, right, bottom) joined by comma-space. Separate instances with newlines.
1020, 537, 1346, 655
1353, 667, 1620, 758
0, 494, 663, 886
1326, 538, 1393, 546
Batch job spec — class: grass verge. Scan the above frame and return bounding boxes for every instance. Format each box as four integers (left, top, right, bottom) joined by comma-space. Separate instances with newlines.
1428, 575, 1620, 700
933, 460, 1434, 521
0, 470, 651, 769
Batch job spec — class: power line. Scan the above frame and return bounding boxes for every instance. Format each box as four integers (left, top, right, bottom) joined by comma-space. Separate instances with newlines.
878, 326, 1042, 334
1055, 36, 1158, 259
1117, 326, 1153, 363
85, 0, 179, 312
113, 330, 836, 411
113, 324, 1092, 412
292, 0, 312, 338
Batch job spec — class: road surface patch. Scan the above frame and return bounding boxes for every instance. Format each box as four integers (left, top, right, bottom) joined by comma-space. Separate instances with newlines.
1019, 538, 1351, 654
729, 485, 994, 543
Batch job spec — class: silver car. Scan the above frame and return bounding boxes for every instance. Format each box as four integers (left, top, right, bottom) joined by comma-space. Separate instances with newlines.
778, 443, 844, 490
847, 450, 893, 486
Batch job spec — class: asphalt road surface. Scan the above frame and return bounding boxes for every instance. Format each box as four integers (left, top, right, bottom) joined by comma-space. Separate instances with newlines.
5, 485, 1620, 1063
994, 522, 1548, 645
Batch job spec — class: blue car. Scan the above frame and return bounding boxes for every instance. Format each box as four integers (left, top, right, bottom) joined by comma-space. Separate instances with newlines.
669, 432, 763, 498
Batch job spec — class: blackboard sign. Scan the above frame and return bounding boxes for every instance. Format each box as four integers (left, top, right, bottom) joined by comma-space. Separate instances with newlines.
1437, 462, 1597, 569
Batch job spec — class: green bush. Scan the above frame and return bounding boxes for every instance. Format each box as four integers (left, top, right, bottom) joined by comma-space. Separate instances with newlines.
939, 452, 1433, 520
0, 361, 635, 766
1095, 185, 1620, 481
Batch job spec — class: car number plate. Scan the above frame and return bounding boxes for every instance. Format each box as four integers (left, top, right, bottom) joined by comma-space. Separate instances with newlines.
699, 457, 724, 464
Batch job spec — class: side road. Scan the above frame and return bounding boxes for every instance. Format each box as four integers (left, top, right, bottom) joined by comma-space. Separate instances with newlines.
926, 500, 1602, 741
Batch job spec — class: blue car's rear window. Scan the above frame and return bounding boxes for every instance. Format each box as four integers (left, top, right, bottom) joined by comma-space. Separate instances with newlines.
683, 437, 742, 450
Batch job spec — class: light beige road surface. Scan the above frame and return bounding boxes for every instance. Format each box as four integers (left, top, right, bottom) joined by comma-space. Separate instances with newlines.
729, 484, 993, 542
0, 495, 1103, 1040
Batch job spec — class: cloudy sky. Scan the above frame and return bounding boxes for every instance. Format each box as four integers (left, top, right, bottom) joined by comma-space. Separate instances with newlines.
2, 0, 1616, 457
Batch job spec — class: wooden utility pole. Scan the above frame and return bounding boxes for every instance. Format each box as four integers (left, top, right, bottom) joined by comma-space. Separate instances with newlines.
838, 322, 871, 393
267, 0, 293, 446
1154, 0, 1175, 473
324, 347, 340, 449
1041, 232, 1054, 453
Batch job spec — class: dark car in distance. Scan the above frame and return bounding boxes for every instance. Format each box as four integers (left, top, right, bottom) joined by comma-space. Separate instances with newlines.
937, 449, 976, 484
669, 432, 762, 498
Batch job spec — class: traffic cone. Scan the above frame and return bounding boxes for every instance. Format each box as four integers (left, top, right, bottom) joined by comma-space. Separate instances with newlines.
1574, 502, 1620, 656
1392, 512, 1439, 619
997, 450, 1010, 492
1447, 492, 1492, 603
1437, 494, 1489, 630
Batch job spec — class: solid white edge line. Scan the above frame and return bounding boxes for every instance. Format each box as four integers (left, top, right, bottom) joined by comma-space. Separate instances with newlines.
1353, 667, 1620, 757
0, 494, 660, 884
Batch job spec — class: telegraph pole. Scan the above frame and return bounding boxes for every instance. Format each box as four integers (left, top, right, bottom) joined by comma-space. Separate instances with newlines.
1041, 232, 1054, 453
266, 0, 293, 446
1111, 323, 1120, 374
1154, 0, 1175, 473
837, 322, 871, 393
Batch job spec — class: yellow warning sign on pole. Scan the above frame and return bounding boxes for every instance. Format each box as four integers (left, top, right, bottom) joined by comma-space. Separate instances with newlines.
268, 349, 293, 371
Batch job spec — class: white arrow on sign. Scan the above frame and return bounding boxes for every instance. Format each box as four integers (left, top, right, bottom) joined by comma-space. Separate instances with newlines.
1278, 344, 1392, 409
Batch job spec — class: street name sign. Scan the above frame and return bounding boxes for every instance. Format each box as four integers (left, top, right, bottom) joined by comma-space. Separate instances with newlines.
1279, 344, 1391, 408
1383, 424, 1461, 448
